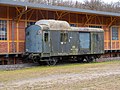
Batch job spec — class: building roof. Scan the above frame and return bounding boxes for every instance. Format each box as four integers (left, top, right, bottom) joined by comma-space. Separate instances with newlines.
0, 0, 120, 17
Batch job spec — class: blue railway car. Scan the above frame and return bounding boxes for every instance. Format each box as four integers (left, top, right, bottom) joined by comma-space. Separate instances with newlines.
25, 20, 104, 65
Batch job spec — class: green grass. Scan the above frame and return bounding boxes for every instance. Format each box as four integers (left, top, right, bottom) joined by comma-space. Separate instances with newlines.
0, 60, 120, 83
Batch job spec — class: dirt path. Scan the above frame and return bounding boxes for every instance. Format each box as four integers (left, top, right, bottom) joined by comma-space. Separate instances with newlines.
1, 62, 120, 90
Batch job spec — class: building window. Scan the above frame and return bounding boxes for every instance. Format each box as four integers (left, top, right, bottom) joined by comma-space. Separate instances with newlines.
112, 27, 118, 40
70, 24, 77, 27
89, 25, 102, 28
60, 32, 68, 42
0, 20, 7, 40
27, 22, 35, 27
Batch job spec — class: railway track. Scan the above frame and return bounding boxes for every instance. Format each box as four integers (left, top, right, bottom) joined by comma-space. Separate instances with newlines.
96, 57, 120, 62
0, 63, 39, 71
0, 57, 120, 71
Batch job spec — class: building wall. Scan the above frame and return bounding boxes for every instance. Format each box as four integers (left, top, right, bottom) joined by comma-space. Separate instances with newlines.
0, 5, 120, 55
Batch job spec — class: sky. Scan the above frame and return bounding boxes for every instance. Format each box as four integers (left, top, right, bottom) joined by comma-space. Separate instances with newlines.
71, 0, 120, 3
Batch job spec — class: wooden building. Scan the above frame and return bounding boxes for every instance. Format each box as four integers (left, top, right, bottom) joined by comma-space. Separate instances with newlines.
0, 0, 120, 64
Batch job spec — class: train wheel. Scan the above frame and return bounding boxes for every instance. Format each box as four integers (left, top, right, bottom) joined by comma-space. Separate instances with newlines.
47, 58, 58, 66
97, 55, 101, 59
87, 56, 94, 63
77, 57, 84, 63
83, 57, 88, 62
32, 56, 40, 63
83, 56, 92, 63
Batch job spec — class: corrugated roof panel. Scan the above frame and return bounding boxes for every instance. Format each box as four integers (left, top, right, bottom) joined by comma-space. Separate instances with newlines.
0, 0, 120, 16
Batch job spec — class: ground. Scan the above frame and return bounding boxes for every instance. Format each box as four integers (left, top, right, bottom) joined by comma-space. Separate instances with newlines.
0, 60, 120, 90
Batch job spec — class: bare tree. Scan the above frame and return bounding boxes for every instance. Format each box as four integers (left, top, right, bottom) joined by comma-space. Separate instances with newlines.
13, 0, 120, 13
82, 0, 104, 10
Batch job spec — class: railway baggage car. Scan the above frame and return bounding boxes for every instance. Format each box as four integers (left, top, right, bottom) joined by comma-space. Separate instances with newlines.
25, 20, 104, 65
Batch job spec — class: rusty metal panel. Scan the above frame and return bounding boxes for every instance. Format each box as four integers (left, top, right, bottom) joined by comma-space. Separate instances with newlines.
50, 30, 60, 56
68, 31, 79, 55
50, 31, 79, 56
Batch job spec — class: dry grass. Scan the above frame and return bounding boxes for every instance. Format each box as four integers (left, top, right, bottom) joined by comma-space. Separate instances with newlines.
0, 60, 120, 90
0, 61, 119, 81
